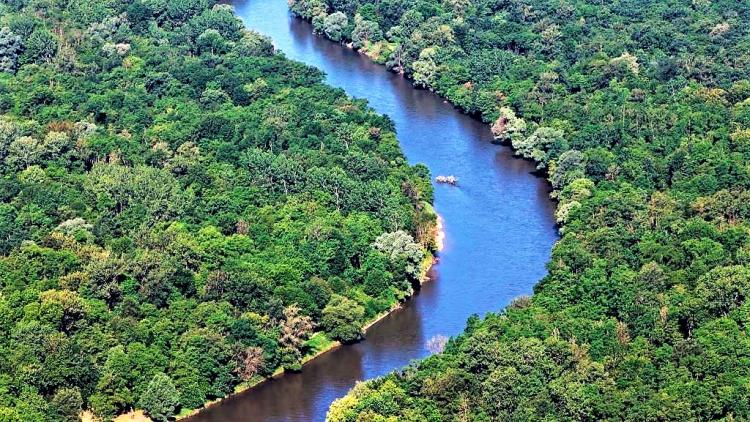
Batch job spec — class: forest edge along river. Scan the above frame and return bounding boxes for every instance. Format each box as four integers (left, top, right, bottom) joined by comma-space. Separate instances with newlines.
188, 1, 558, 421
186, 0, 558, 421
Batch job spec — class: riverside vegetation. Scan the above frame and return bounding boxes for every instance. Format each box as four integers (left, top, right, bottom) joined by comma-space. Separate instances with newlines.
285, 0, 750, 420
0, 0, 438, 420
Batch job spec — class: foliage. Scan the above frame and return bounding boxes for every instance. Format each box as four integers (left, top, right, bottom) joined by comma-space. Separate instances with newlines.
351, 14, 381, 49
138, 373, 179, 422
309, 0, 750, 420
322, 12, 348, 42
50, 387, 82, 422
372, 230, 424, 281
321, 294, 365, 343
0, 27, 23, 73
0, 0, 434, 419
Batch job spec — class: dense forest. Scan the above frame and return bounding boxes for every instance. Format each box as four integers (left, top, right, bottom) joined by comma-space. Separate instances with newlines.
0, 0, 437, 420
286, 0, 750, 420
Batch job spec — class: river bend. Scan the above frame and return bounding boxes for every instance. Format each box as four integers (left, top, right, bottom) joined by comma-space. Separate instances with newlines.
189, 1, 559, 420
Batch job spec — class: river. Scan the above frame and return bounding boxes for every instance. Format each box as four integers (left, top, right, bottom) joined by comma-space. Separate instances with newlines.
188, 1, 559, 421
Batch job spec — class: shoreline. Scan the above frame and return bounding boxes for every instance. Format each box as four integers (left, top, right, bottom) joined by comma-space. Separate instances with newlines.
299, 18, 554, 190
173, 213, 444, 421
174, 8, 551, 422
115, 12, 450, 420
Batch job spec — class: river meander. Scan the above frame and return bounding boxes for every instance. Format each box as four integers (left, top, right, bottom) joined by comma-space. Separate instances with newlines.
188, 1, 559, 420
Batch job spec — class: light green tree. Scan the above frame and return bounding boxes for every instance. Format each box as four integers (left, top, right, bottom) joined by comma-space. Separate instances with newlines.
138, 373, 179, 422
323, 12, 348, 42
321, 295, 365, 343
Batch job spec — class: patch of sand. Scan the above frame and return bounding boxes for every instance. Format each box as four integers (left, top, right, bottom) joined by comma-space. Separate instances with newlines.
435, 214, 445, 251
113, 410, 152, 422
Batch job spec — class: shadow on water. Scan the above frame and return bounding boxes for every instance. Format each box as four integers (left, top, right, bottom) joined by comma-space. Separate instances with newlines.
189, 1, 559, 421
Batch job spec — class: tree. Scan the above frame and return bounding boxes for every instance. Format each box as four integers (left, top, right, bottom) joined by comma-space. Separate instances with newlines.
0, 28, 23, 73
234, 31, 274, 57
549, 150, 585, 191
187, 5, 243, 41
6, 136, 43, 169
513, 127, 567, 168
200, 87, 231, 109
50, 388, 82, 422
289, 0, 327, 20
39, 290, 86, 334
82, 256, 124, 307
235, 346, 264, 381
412, 47, 439, 88
165, 0, 210, 25
308, 167, 352, 211
132, 250, 178, 308
363, 266, 393, 297
694, 265, 750, 319
321, 295, 365, 343
302, 0, 750, 419
491, 107, 526, 143
0, 0, 433, 418
323, 12, 348, 42
197, 29, 228, 55
0, 119, 19, 159
90, 345, 140, 418
351, 15, 382, 49
23, 30, 57, 64
138, 373, 179, 422
279, 305, 314, 370
372, 231, 424, 280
